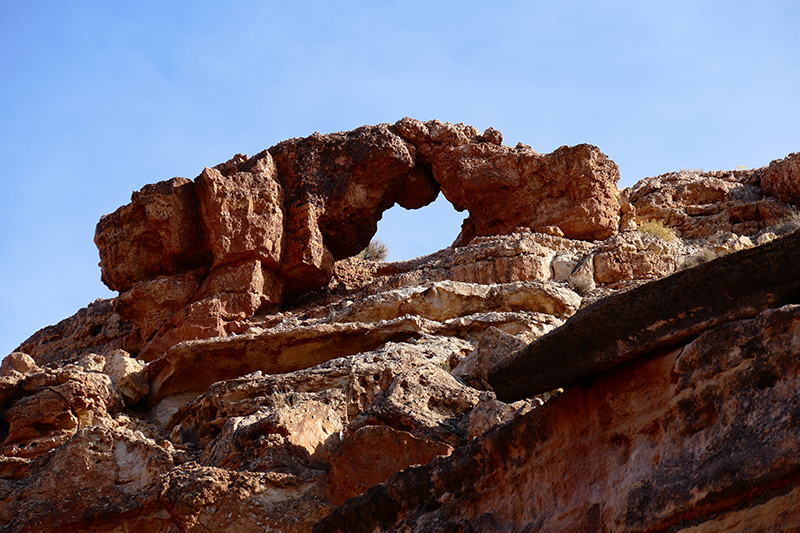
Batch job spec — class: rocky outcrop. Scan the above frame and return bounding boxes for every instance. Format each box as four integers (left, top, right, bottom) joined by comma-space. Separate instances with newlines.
89, 119, 620, 362
763, 151, 800, 205
6, 120, 800, 533
16, 298, 140, 367
94, 177, 211, 293
625, 168, 793, 239
393, 118, 621, 242
317, 304, 800, 532
490, 228, 800, 402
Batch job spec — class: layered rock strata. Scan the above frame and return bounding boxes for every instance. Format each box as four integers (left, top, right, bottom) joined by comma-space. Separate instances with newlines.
92, 119, 621, 363
4, 121, 800, 532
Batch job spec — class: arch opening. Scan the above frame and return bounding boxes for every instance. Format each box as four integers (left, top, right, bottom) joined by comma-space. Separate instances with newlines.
373, 195, 467, 262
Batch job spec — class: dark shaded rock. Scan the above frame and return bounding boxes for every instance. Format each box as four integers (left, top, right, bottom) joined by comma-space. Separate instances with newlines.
489, 229, 800, 403
269, 124, 416, 295
316, 305, 800, 532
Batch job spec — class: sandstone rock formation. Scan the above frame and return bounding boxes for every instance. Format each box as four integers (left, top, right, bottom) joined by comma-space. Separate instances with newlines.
4, 120, 800, 532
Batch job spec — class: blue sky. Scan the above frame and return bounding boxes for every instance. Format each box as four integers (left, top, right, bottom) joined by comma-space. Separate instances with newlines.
1, 1, 799, 357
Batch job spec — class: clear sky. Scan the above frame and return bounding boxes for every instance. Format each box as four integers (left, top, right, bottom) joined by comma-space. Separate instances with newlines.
2, 1, 799, 357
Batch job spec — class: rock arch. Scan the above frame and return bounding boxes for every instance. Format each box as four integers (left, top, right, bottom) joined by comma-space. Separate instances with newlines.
94, 118, 621, 360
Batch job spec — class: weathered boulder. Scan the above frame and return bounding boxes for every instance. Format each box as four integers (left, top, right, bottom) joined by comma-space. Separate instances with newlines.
0, 427, 175, 533
626, 169, 793, 239
1, 364, 125, 459
762, 151, 800, 205
95, 177, 211, 292
316, 304, 800, 532
435, 142, 621, 242
102, 350, 149, 406
591, 229, 684, 285
114, 269, 206, 340
269, 124, 416, 294
490, 229, 800, 402
195, 152, 285, 270
0, 353, 40, 378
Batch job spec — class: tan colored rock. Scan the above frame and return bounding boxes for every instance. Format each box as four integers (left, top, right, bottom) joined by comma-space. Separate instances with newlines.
330, 280, 580, 325
0, 353, 40, 377
1, 368, 124, 459
196, 152, 285, 270
102, 349, 149, 406
757, 231, 777, 245
147, 316, 443, 401
452, 327, 527, 389
762, 151, 800, 205
94, 177, 211, 292
0, 427, 175, 533
567, 254, 596, 294
551, 254, 578, 282
627, 169, 793, 239
158, 463, 330, 533
466, 392, 538, 441
115, 269, 206, 340
592, 230, 683, 283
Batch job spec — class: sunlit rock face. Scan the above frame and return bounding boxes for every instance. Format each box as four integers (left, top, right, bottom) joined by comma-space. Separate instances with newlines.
5, 120, 800, 533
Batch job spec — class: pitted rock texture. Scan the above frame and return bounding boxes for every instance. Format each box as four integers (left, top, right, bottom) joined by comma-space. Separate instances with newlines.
316, 304, 800, 533
625, 168, 793, 239
90, 119, 621, 362
6, 122, 800, 532
763, 151, 800, 205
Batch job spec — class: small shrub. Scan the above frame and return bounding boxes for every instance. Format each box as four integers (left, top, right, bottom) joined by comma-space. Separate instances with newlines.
356, 239, 389, 261
681, 249, 716, 270
638, 220, 679, 242
772, 209, 800, 236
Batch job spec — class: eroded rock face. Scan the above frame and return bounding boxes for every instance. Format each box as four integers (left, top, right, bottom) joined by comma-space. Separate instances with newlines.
7, 121, 800, 533
762, 151, 800, 205
490, 228, 800, 402
196, 152, 285, 270
95, 177, 211, 292
317, 304, 800, 533
394, 118, 621, 242
626, 169, 793, 239
269, 124, 417, 295
15, 298, 140, 367
439, 143, 621, 242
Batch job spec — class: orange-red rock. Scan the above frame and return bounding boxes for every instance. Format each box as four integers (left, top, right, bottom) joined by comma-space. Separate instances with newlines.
114, 269, 206, 340
195, 152, 285, 270
94, 177, 211, 292
317, 304, 800, 532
